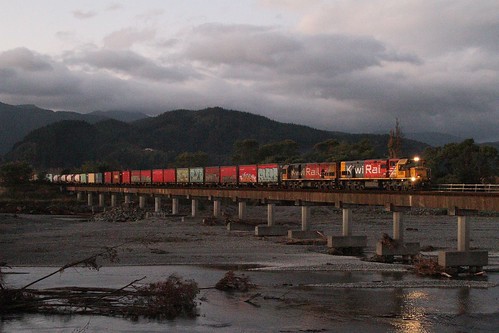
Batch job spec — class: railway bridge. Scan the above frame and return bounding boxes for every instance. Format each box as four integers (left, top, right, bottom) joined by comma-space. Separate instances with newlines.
67, 186, 499, 270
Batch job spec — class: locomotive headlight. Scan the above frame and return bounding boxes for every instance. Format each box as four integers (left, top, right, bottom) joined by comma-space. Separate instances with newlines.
411, 177, 417, 182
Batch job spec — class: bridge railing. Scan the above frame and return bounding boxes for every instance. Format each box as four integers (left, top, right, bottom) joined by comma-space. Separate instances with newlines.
433, 183, 499, 193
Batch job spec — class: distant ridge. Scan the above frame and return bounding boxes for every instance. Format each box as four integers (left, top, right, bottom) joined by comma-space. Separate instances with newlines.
88, 110, 149, 123
0, 102, 147, 155
405, 132, 464, 146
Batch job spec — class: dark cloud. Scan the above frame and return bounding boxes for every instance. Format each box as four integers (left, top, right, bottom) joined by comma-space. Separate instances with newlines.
0, 13, 498, 142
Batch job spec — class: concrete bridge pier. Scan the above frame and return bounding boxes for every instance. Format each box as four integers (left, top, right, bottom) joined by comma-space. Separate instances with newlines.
76, 192, 84, 202
227, 200, 255, 231
139, 196, 146, 209
124, 195, 131, 205
213, 199, 221, 218
87, 192, 93, 207
288, 204, 324, 240
98, 193, 106, 208
376, 204, 419, 260
111, 194, 117, 208
191, 198, 198, 217
255, 203, 287, 236
172, 197, 179, 215
438, 208, 488, 271
154, 197, 162, 212
238, 201, 246, 220
327, 205, 367, 251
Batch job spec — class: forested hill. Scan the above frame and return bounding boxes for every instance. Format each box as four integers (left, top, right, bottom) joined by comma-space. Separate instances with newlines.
5, 106, 429, 170
0, 102, 148, 155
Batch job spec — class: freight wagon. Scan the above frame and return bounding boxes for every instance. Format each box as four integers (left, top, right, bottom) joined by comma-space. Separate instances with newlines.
53, 157, 430, 191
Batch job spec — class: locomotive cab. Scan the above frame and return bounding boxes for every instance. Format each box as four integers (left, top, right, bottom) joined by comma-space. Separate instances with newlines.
394, 157, 431, 188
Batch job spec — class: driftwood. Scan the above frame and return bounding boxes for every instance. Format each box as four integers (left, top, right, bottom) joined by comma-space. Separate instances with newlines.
0, 243, 199, 320
215, 271, 255, 292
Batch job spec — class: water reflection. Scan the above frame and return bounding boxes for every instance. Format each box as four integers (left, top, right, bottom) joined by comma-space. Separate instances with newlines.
2, 266, 498, 332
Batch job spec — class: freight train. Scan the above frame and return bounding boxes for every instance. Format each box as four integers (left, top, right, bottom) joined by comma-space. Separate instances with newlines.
51, 157, 430, 191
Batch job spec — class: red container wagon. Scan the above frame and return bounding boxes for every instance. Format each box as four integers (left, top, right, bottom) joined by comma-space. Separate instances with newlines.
152, 169, 164, 184
122, 171, 131, 184
205, 166, 220, 184
220, 166, 238, 185
257, 164, 279, 184
163, 169, 176, 184
112, 171, 121, 184
239, 165, 257, 184
140, 170, 152, 184
104, 172, 112, 184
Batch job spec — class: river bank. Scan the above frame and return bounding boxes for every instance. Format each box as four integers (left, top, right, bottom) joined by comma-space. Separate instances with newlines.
1, 203, 498, 332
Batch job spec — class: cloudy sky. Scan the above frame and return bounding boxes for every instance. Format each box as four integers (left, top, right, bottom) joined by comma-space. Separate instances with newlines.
0, 0, 498, 141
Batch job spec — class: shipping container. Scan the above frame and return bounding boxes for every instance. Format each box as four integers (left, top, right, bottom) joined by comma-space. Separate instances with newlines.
140, 170, 152, 183
104, 172, 112, 184
112, 171, 121, 184
189, 167, 204, 183
163, 169, 176, 183
131, 170, 141, 183
220, 166, 238, 184
239, 165, 257, 183
74, 174, 81, 183
205, 166, 220, 184
257, 164, 279, 183
340, 160, 365, 178
95, 173, 103, 184
45, 174, 53, 182
152, 169, 164, 184
122, 171, 131, 184
88, 173, 96, 184
176, 168, 189, 183
80, 173, 87, 184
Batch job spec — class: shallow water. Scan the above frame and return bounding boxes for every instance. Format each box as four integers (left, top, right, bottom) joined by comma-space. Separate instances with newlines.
2, 265, 498, 332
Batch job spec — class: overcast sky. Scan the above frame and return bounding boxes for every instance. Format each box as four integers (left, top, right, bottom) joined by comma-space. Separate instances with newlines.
0, 0, 497, 141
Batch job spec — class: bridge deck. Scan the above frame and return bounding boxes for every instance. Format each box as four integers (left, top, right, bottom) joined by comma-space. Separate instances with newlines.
67, 186, 499, 212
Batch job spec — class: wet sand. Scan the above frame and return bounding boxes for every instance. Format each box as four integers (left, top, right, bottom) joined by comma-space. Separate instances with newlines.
1, 203, 498, 268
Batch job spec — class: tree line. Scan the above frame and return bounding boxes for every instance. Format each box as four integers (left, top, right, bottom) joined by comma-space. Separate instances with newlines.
1, 138, 497, 185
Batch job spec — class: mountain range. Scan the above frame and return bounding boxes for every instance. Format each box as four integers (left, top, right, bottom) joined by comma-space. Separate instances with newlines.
1, 101, 497, 169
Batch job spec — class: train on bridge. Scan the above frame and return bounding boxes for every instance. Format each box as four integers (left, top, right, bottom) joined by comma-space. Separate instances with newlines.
51, 157, 430, 191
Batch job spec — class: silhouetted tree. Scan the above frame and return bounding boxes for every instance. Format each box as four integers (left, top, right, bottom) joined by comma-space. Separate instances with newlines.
388, 118, 403, 158
0, 161, 33, 184
423, 139, 498, 183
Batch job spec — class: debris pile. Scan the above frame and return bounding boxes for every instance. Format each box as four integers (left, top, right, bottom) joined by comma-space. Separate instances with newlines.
215, 271, 255, 292
412, 256, 445, 276
0, 245, 199, 320
0, 275, 199, 320
381, 233, 400, 249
